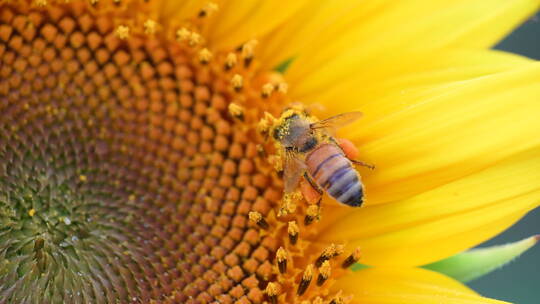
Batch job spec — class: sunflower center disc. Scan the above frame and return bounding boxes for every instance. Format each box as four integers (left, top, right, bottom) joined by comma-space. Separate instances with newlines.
0, 2, 281, 303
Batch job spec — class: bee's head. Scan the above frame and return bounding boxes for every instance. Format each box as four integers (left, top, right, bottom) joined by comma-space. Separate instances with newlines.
272, 109, 312, 148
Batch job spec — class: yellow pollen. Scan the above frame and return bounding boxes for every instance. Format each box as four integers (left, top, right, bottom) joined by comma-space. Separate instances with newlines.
261, 83, 275, 98
288, 221, 299, 245
276, 247, 288, 273
225, 52, 237, 70
320, 261, 331, 275
143, 19, 157, 35
28, 209, 36, 217
249, 211, 262, 222
257, 118, 272, 136
342, 247, 362, 269
249, 211, 269, 229
198, 48, 212, 64
288, 221, 299, 235
189, 32, 202, 46
313, 297, 324, 304
278, 199, 297, 216
352, 247, 361, 259
115, 26, 130, 40
276, 247, 287, 262
241, 40, 258, 66
334, 244, 345, 256
303, 264, 314, 280
297, 264, 314, 296
228, 102, 245, 120
322, 245, 334, 257
79, 175, 87, 182
329, 290, 352, 304
176, 28, 191, 41
231, 74, 243, 91
277, 82, 289, 94
257, 111, 277, 137
265, 282, 279, 304
242, 39, 258, 58
305, 204, 320, 225
199, 2, 219, 17
315, 244, 341, 268
317, 261, 331, 286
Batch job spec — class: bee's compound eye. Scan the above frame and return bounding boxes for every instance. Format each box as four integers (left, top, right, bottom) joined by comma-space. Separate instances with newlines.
287, 113, 299, 120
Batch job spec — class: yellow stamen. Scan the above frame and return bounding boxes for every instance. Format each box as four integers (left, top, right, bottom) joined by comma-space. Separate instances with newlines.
228, 102, 245, 121
297, 264, 314, 296
277, 82, 289, 94
241, 39, 258, 66
249, 211, 269, 229
176, 27, 191, 41
317, 260, 331, 286
224, 52, 237, 70
276, 247, 287, 274
115, 25, 130, 40
198, 2, 219, 18
231, 74, 243, 92
143, 19, 157, 35
278, 195, 298, 216
313, 297, 324, 304
261, 83, 275, 98
329, 290, 352, 304
265, 282, 279, 304
288, 221, 299, 245
198, 48, 212, 64
315, 244, 341, 267
189, 32, 201, 46
305, 204, 320, 225
342, 247, 361, 269
34, 0, 47, 6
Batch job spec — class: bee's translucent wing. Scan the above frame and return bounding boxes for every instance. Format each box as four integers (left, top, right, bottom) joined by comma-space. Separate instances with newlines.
310, 111, 363, 131
283, 151, 306, 194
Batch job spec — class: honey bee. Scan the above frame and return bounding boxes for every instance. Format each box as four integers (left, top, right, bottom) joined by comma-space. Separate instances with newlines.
269, 108, 373, 207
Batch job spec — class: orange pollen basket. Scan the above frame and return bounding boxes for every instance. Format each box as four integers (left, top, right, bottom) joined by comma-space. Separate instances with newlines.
0, 0, 360, 303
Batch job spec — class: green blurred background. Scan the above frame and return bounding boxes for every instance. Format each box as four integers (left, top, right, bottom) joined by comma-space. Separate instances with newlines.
470, 14, 539, 303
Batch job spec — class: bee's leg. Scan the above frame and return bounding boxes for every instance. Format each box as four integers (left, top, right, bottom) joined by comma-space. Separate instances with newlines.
350, 159, 376, 170
300, 173, 322, 205
304, 173, 322, 194
337, 138, 375, 170
336, 138, 359, 160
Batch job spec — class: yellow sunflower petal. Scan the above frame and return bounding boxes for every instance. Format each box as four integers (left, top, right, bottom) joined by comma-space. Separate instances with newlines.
290, 48, 530, 103
317, 147, 540, 266
257, 0, 383, 69
335, 267, 508, 304
342, 64, 540, 205
157, 0, 205, 21
206, 0, 309, 50
285, 0, 539, 83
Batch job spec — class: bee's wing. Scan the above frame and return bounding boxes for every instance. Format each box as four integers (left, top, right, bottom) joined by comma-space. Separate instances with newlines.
310, 111, 363, 131
283, 152, 306, 194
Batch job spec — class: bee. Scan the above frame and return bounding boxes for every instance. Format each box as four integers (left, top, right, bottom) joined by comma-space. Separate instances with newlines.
269, 108, 373, 207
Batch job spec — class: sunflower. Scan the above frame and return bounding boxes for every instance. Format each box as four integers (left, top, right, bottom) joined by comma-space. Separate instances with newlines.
0, 0, 539, 303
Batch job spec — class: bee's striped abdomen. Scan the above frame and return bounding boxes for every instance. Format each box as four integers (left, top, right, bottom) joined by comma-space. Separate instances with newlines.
305, 144, 364, 207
